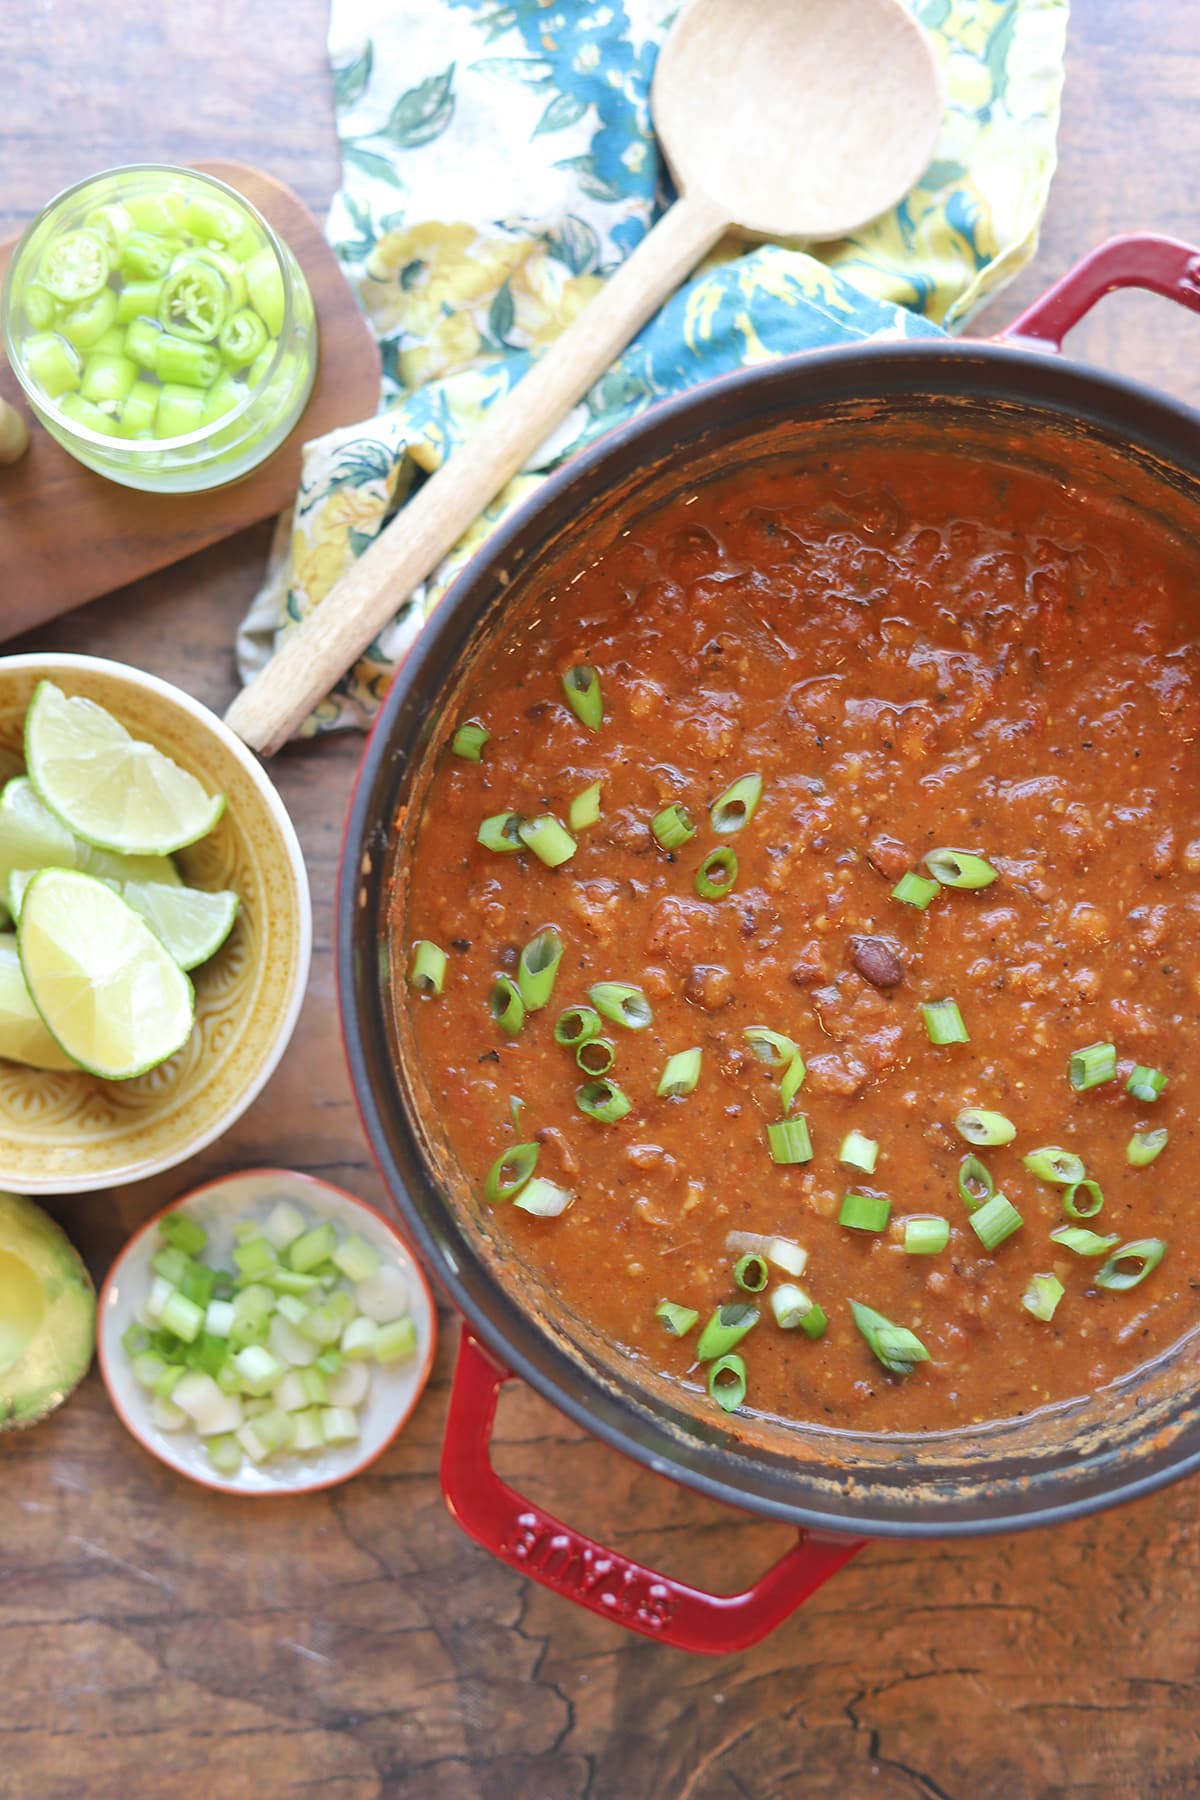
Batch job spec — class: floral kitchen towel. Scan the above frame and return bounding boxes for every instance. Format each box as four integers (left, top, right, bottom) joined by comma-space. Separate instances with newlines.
237, 0, 1069, 736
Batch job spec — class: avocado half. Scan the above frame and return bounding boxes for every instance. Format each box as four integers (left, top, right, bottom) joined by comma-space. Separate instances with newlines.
0, 1192, 95, 1430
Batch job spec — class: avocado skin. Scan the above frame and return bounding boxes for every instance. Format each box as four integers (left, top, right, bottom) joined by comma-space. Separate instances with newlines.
0, 1191, 95, 1431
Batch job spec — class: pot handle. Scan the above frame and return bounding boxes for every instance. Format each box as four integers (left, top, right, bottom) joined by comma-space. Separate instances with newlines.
440, 1329, 864, 1655
1000, 232, 1200, 351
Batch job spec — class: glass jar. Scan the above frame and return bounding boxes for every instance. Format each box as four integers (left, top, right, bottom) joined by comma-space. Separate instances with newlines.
1, 164, 318, 494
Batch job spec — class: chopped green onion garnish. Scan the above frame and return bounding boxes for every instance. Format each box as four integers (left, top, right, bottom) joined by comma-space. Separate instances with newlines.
484, 1142, 539, 1204
696, 1302, 759, 1361
710, 774, 763, 833
408, 939, 447, 997
1127, 1127, 1168, 1167
489, 975, 525, 1036
554, 1005, 601, 1047
838, 1130, 879, 1175
1022, 1145, 1085, 1186
1095, 1239, 1166, 1291
561, 663, 603, 729
770, 1284, 827, 1337
780, 1051, 807, 1114
568, 781, 602, 831
1069, 1040, 1117, 1092
954, 1107, 1015, 1147
1126, 1064, 1167, 1103
838, 1192, 891, 1233
518, 814, 577, 867
850, 1301, 930, 1376
1022, 1273, 1064, 1322
921, 998, 969, 1045
734, 1253, 769, 1292
743, 1026, 798, 1068
517, 926, 564, 1012
477, 810, 524, 854
694, 846, 738, 900
891, 871, 939, 910
969, 1192, 1023, 1250
656, 1300, 699, 1338
589, 982, 652, 1030
575, 1037, 615, 1075
1050, 1224, 1118, 1257
924, 848, 999, 889
651, 803, 697, 853
576, 1078, 632, 1124
658, 1047, 702, 1097
451, 722, 489, 762
1063, 1178, 1104, 1220
161, 1211, 208, 1257
513, 1176, 573, 1217
707, 1352, 747, 1412
904, 1216, 949, 1255
765, 1117, 813, 1164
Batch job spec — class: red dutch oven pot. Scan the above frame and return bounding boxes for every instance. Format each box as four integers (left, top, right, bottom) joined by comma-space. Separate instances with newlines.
338, 235, 1200, 1655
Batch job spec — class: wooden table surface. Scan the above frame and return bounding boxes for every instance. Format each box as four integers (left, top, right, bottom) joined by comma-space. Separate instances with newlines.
2, 6, 1198, 1797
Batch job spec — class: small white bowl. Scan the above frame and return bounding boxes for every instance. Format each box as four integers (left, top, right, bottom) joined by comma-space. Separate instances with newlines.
97, 1168, 437, 1495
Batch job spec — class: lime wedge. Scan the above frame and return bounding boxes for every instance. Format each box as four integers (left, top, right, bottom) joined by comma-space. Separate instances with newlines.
25, 683, 225, 857
120, 881, 238, 970
18, 870, 195, 1080
0, 776, 183, 891
0, 935, 78, 1072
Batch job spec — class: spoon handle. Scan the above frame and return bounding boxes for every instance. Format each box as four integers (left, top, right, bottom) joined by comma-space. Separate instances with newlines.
225, 188, 729, 754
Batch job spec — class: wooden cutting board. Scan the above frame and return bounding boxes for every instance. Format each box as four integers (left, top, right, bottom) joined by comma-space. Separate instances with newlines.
0, 160, 381, 641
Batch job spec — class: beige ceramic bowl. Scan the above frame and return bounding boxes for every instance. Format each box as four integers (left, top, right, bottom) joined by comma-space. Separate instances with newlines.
0, 654, 311, 1193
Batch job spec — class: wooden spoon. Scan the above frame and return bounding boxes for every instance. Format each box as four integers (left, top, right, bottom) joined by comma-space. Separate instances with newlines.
225, 0, 942, 754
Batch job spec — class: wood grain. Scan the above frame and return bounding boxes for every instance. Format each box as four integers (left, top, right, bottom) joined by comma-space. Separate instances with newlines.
2, 3, 1200, 1798
0, 161, 380, 640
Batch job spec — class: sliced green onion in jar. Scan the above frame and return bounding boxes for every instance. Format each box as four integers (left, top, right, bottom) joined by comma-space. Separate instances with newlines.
657, 1047, 702, 1097
770, 1284, 827, 1337
568, 781, 602, 831
575, 1036, 615, 1075
656, 1300, 699, 1338
839, 1192, 891, 1233
484, 1142, 539, 1204
924, 848, 999, 889
707, 1353, 747, 1412
1022, 1145, 1085, 1186
477, 810, 524, 853
408, 939, 447, 996
904, 1216, 949, 1255
517, 927, 563, 1012
513, 1177, 573, 1218
1063, 1178, 1104, 1220
839, 1130, 879, 1175
1127, 1127, 1169, 1167
850, 1302, 930, 1376
710, 774, 763, 833
589, 982, 652, 1030
489, 975, 525, 1036
518, 814, 577, 867
765, 1117, 813, 1165
695, 846, 738, 900
451, 722, 489, 762
561, 664, 603, 729
1126, 1064, 1167, 1103
1095, 1238, 1166, 1291
554, 1005, 601, 1047
696, 1301, 759, 1361
780, 1051, 807, 1114
969, 1192, 1023, 1250
651, 803, 696, 852
1068, 1039, 1117, 1092
1050, 1225, 1118, 1257
954, 1107, 1016, 1147
575, 1077, 632, 1124
921, 998, 969, 1045
734, 1253, 769, 1293
891, 871, 939, 910
743, 1026, 798, 1068
1022, 1273, 1064, 1322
